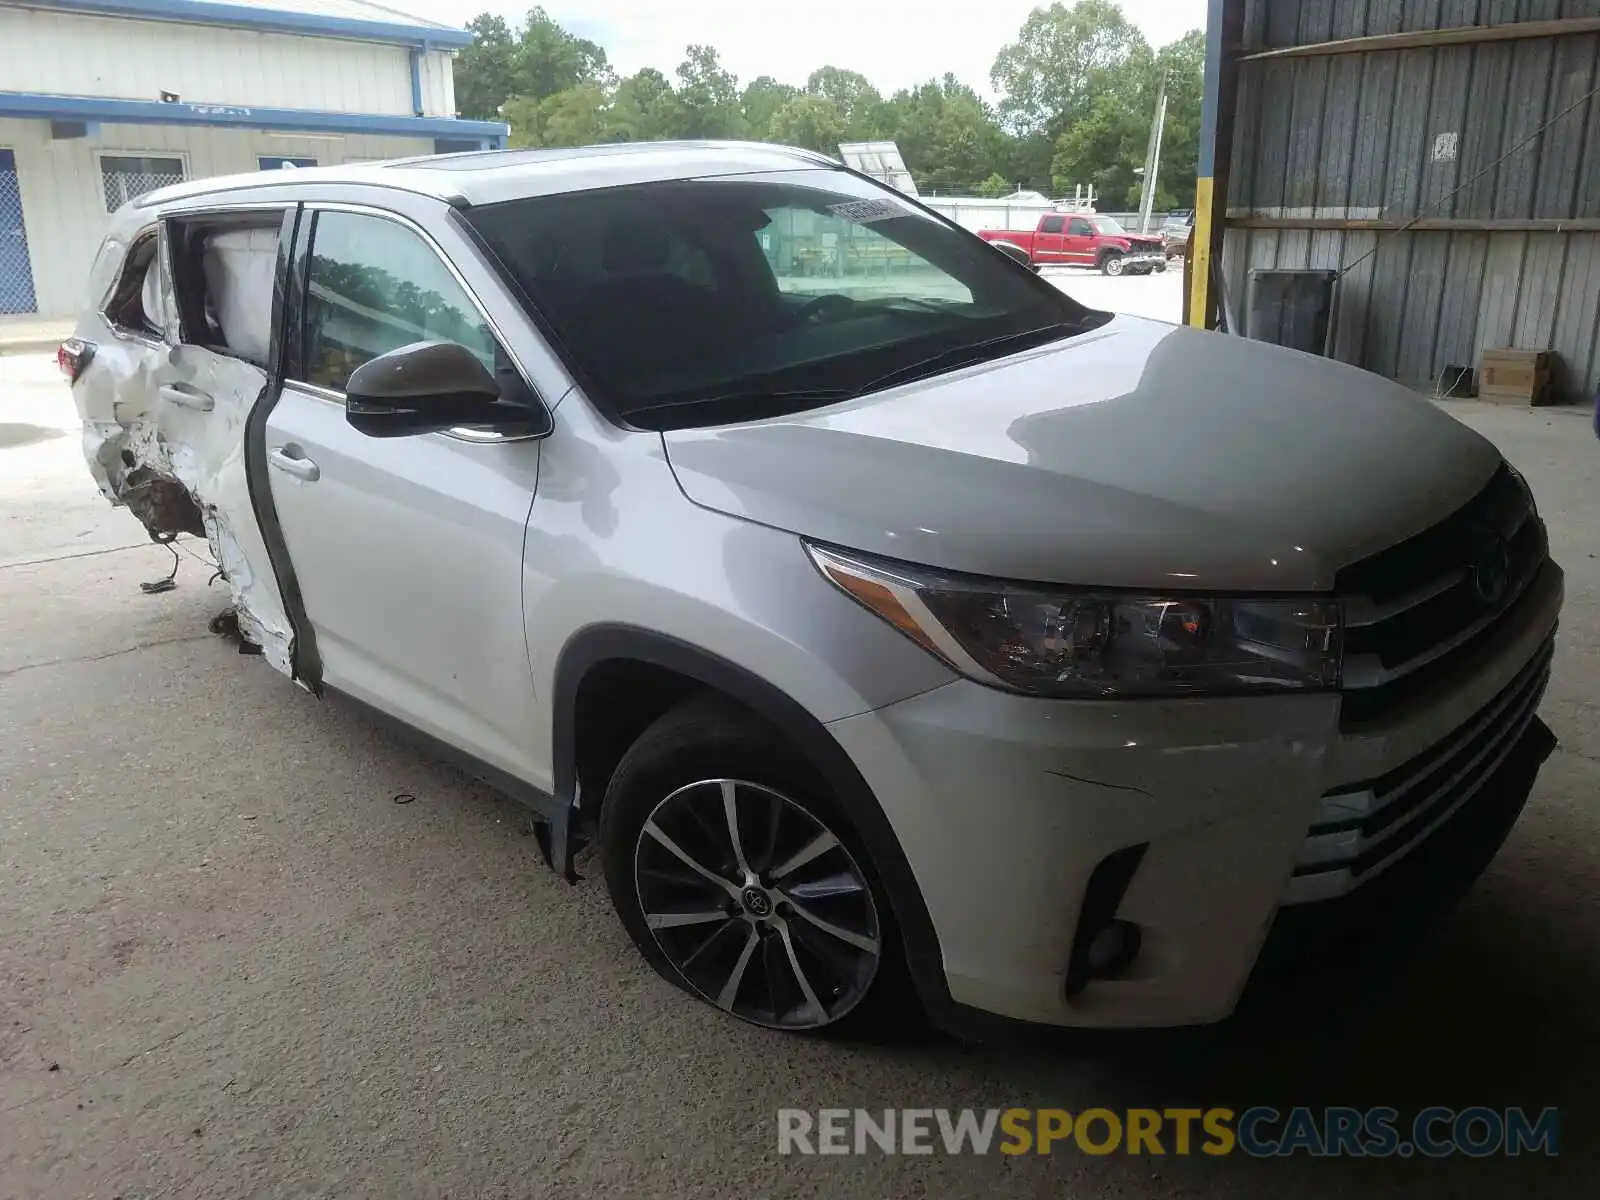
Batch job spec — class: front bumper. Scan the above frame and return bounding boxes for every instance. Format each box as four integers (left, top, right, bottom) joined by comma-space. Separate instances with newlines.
827, 562, 1562, 1030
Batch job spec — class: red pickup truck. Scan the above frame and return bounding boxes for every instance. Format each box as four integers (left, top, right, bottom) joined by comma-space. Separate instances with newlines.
980, 213, 1167, 276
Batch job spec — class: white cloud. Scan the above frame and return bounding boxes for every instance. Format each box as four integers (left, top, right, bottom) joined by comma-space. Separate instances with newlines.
407, 0, 1206, 97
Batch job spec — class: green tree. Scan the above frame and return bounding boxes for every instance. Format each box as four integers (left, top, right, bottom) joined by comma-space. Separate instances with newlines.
451, 2, 1201, 206
975, 172, 1014, 198
768, 94, 846, 154
990, 0, 1148, 138
1148, 30, 1205, 210
501, 93, 544, 146
805, 67, 886, 140
1049, 86, 1147, 207
541, 82, 612, 147
882, 75, 1009, 194
610, 68, 688, 141
1048, 27, 1203, 210
512, 7, 610, 101
740, 76, 800, 141
675, 44, 745, 138
454, 13, 515, 120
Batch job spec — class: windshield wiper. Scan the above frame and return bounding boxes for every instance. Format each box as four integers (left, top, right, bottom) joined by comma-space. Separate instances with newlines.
625, 322, 1084, 426
857, 322, 1082, 394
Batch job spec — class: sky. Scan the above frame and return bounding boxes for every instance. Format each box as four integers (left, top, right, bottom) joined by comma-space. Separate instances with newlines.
401, 1, 1207, 98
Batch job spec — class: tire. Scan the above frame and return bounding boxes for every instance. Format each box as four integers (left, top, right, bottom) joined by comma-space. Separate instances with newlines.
1102, 252, 1125, 277
1153, 260, 1168, 274
598, 695, 908, 1034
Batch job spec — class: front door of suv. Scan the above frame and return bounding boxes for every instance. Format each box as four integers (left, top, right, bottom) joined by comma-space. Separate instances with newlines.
1032, 214, 1067, 264
1064, 216, 1097, 266
263, 203, 549, 782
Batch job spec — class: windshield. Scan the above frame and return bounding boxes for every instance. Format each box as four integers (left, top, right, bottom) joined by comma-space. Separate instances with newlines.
464, 170, 1107, 429
1092, 216, 1129, 235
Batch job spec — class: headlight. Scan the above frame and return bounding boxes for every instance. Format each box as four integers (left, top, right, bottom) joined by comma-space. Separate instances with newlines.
808, 544, 1342, 698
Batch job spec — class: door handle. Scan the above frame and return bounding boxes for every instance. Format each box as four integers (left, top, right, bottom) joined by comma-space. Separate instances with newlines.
158, 383, 215, 412
268, 447, 320, 482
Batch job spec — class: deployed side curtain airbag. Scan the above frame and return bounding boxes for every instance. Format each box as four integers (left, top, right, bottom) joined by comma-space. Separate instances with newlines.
199, 226, 279, 366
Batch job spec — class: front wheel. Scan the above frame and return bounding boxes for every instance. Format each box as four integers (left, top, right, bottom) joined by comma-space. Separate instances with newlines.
1102, 253, 1125, 276
599, 697, 903, 1034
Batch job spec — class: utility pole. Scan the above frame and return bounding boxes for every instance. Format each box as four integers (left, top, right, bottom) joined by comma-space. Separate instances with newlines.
1138, 72, 1169, 233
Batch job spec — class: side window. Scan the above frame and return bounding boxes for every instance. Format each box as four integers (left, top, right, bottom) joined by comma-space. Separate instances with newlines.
103, 232, 164, 340
1068, 218, 1093, 236
299, 211, 497, 393
168, 214, 283, 367
1039, 215, 1065, 234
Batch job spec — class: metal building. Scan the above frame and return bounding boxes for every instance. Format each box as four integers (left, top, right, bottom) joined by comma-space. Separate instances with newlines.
1189, 1, 1600, 402
0, 0, 507, 318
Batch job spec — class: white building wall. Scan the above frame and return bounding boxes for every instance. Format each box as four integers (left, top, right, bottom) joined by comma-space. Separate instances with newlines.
0, 118, 433, 316
0, 8, 459, 118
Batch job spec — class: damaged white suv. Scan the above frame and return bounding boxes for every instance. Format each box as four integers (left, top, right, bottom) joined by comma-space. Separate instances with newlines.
68, 143, 1561, 1036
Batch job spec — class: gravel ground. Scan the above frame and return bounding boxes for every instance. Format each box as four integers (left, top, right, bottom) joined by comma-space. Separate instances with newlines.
2, 337, 1597, 1197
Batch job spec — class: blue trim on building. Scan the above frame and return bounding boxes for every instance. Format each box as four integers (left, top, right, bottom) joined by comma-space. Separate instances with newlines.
408, 47, 424, 117
0, 92, 507, 145
33, 0, 474, 48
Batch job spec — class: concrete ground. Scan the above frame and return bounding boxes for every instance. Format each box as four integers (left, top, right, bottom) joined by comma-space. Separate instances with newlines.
1042, 259, 1184, 323
2, 320, 1597, 1197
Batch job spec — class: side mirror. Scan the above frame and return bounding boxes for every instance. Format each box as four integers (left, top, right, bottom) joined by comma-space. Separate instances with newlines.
345, 340, 523, 438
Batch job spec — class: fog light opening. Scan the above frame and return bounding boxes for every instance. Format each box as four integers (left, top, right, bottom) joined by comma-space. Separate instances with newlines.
1064, 843, 1148, 997
1085, 919, 1142, 979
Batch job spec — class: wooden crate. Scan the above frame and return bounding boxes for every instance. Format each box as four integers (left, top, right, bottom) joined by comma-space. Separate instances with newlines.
1478, 348, 1553, 405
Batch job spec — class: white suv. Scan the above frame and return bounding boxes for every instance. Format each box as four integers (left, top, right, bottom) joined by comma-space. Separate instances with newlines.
67, 142, 1562, 1036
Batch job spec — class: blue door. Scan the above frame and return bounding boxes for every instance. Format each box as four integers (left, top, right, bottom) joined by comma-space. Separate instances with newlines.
0, 149, 38, 315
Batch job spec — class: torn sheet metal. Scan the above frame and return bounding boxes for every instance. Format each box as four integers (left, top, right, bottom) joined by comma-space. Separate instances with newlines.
73, 224, 295, 677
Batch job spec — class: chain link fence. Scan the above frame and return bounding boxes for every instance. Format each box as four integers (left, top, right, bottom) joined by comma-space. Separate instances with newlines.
0, 157, 38, 314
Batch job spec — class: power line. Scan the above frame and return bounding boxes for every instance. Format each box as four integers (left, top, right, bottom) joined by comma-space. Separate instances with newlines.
1333, 79, 1600, 282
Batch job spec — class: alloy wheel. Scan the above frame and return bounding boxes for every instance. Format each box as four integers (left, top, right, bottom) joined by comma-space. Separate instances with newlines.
633, 778, 882, 1030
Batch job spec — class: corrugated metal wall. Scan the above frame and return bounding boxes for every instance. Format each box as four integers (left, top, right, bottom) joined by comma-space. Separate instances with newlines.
1223, 0, 1600, 399
0, 8, 456, 118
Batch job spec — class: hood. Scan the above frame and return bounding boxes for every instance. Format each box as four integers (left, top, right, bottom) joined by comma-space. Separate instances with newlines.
661, 316, 1501, 592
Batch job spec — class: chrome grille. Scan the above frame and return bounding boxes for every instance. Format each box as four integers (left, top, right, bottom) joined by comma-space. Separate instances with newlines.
1284, 634, 1553, 905
1338, 464, 1547, 726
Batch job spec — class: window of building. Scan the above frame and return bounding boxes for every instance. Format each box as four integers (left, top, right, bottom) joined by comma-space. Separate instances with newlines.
100, 155, 186, 212
258, 157, 317, 171
299, 211, 497, 392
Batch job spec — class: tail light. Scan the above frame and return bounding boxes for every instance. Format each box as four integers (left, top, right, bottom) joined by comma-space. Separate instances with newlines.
58, 338, 95, 383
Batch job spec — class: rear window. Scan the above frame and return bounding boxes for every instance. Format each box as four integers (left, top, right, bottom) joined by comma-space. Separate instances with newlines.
464, 170, 1103, 429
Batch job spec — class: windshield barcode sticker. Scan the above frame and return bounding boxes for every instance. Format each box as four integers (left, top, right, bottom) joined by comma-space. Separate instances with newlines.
828, 198, 905, 224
